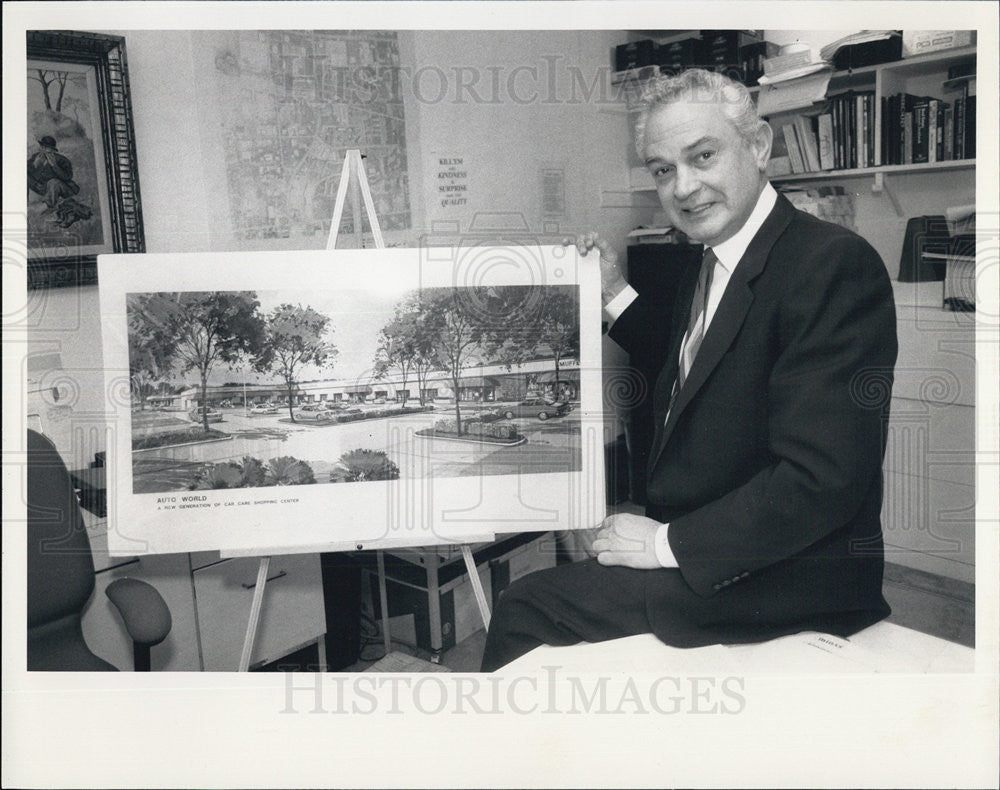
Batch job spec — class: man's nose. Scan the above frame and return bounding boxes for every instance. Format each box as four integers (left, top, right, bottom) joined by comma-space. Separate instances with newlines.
672, 166, 699, 202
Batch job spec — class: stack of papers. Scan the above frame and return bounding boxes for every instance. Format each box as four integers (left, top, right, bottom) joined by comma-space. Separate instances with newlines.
758, 61, 831, 85
819, 30, 898, 62
757, 70, 832, 116
759, 44, 831, 85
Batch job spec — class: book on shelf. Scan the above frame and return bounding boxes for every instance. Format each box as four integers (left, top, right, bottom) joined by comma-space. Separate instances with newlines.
893, 93, 922, 166
817, 113, 835, 170
879, 96, 888, 166
903, 110, 913, 164
912, 97, 931, 164
781, 123, 806, 173
943, 104, 955, 160
855, 94, 864, 168
793, 115, 822, 171
867, 94, 876, 167
954, 96, 965, 159
884, 94, 896, 164
824, 90, 873, 170
766, 120, 792, 177
832, 95, 843, 169
965, 93, 975, 158
928, 99, 939, 163
843, 94, 854, 168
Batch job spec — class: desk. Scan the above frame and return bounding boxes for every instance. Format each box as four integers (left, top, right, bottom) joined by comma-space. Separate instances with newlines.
68, 466, 106, 517
500, 622, 975, 675
80, 508, 325, 671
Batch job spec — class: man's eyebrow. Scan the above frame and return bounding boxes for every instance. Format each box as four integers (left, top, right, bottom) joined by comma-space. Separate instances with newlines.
644, 136, 721, 166
682, 135, 720, 152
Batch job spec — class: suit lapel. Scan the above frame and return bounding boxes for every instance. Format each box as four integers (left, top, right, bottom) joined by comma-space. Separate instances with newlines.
648, 195, 797, 473
651, 253, 703, 415
647, 251, 703, 455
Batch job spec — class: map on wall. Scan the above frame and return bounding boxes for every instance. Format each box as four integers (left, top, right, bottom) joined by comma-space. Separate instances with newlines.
213, 31, 410, 239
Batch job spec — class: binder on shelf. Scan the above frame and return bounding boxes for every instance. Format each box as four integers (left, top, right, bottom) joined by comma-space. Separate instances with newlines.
616, 39, 656, 71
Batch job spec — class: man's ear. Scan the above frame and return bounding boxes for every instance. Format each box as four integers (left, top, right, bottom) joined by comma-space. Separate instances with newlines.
752, 122, 774, 171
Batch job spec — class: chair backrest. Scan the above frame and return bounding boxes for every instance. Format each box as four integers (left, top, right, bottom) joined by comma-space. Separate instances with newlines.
26, 429, 96, 628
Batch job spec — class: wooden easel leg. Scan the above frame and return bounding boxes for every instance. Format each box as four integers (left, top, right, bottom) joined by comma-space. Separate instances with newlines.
462, 544, 492, 630
239, 556, 271, 671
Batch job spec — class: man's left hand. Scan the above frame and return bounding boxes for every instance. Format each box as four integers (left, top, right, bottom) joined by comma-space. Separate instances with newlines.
592, 513, 666, 569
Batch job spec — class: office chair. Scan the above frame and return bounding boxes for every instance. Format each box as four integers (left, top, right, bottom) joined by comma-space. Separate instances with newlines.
27, 429, 172, 671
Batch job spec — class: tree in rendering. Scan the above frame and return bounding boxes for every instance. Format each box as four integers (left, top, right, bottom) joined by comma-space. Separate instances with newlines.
416, 288, 494, 435
373, 301, 439, 406
532, 287, 580, 395
256, 304, 337, 423
373, 312, 417, 406
480, 285, 579, 397
127, 306, 175, 410
128, 292, 266, 431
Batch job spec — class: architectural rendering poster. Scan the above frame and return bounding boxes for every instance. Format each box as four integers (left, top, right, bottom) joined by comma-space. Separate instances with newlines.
98, 246, 604, 556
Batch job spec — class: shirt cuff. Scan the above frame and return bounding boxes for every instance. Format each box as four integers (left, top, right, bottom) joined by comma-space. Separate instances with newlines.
654, 522, 677, 568
604, 284, 638, 324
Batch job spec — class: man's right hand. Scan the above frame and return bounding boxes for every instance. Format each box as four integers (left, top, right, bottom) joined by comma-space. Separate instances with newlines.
562, 232, 628, 305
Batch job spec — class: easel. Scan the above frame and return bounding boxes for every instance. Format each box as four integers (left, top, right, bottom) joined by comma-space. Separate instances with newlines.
239, 150, 491, 671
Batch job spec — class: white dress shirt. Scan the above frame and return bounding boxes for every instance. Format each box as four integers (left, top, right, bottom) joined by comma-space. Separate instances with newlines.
604, 183, 779, 567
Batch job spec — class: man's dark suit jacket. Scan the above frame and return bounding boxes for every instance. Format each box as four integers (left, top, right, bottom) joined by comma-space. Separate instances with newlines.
609, 193, 898, 646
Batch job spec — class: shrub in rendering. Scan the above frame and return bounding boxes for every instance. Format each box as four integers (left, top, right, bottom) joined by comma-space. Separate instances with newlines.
192, 462, 245, 489
431, 417, 519, 440
237, 456, 267, 487
336, 448, 400, 482
188, 455, 316, 489
265, 456, 317, 485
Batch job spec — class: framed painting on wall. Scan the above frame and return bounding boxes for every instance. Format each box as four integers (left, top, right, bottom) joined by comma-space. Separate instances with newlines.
26, 31, 144, 289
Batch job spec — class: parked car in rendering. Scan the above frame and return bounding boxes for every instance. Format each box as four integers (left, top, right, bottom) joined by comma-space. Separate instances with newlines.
188, 407, 223, 423
249, 403, 279, 415
299, 402, 321, 411
502, 398, 569, 421
295, 408, 335, 422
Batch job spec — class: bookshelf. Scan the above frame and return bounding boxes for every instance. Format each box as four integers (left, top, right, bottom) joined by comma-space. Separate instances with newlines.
770, 46, 976, 185
613, 44, 976, 192
772, 159, 974, 184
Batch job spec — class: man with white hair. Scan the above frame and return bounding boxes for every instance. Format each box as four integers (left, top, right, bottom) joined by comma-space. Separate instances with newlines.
481, 69, 898, 672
